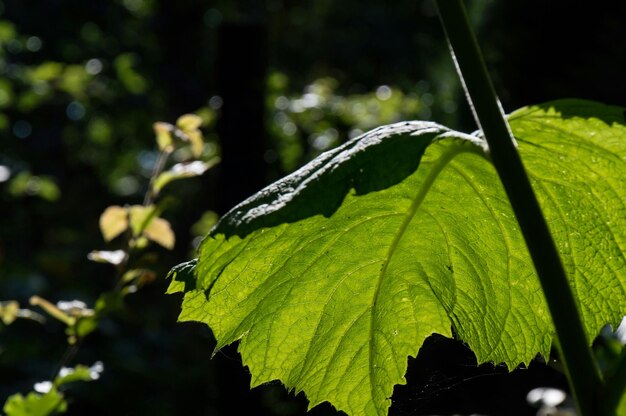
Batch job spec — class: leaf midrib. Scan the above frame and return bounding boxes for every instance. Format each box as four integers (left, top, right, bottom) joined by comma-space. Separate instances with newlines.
367, 142, 484, 412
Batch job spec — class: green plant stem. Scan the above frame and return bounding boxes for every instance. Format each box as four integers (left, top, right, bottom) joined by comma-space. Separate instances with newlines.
52, 149, 173, 380
434, 1, 603, 414
114, 150, 170, 290
144, 150, 171, 206
606, 345, 626, 413
50, 341, 82, 380
29, 296, 74, 326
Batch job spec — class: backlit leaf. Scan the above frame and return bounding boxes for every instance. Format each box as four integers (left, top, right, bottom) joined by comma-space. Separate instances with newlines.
144, 217, 175, 249
87, 249, 126, 265
176, 114, 203, 132
99, 205, 128, 242
128, 205, 157, 236
152, 159, 219, 195
54, 362, 103, 387
122, 268, 156, 284
0, 301, 19, 325
171, 100, 626, 415
70, 317, 98, 339
185, 129, 204, 158
153, 121, 174, 153
95, 292, 124, 314
3, 388, 67, 416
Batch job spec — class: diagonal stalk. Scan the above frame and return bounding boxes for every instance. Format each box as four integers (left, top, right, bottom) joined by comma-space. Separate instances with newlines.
434, 1, 603, 415
605, 346, 626, 413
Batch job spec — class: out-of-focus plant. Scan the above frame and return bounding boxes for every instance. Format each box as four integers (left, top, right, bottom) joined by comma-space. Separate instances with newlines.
6, 171, 60, 202
266, 72, 438, 172
0, 9, 223, 198
0, 114, 218, 415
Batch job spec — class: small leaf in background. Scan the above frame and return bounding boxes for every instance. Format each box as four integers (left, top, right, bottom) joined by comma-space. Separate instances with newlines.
195, 107, 216, 127
130, 236, 149, 250
70, 316, 98, 339
54, 362, 104, 387
185, 129, 204, 158
87, 249, 126, 265
153, 121, 174, 153
152, 159, 218, 194
0, 300, 19, 325
55, 302, 98, 342
175, 114, 203, 132
29, 296, 75, 327
3, 388, 67, 416
37, 177, 61, 201
0, 302, 45, 325
128, 204, 157, 236
94, 292, 124, 314
143, 217, 175, 249
122, 268, 156, 285
56, 300, 94, 319
175, 114, 204, 157
99, 205, 128, 242
120, 269, 157, 294
28, 61, 64, 82
8, 172, 61, 202
190, 210, 220, 237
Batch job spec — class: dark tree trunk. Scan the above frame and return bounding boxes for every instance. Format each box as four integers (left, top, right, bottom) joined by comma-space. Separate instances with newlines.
216, 23, 269, 215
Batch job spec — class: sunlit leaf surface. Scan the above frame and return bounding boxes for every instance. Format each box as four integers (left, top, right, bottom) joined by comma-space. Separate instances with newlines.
170, 100, 626, 415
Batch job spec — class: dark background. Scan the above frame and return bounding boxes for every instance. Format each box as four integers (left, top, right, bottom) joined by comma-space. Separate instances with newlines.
1, 0, 624, 414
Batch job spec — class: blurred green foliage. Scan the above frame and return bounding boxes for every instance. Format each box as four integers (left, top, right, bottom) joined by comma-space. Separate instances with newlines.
266, 74, 430, 171
4, 389, 67, 416
4, 362, 103, 416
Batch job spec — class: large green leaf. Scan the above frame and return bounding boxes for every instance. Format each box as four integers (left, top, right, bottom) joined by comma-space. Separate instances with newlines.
169, 99, 626, 415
